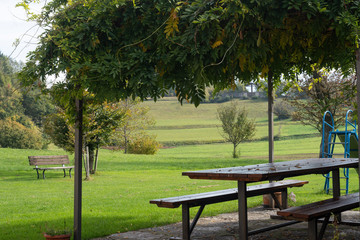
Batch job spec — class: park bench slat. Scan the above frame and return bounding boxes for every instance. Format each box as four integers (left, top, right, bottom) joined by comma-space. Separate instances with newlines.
36, 166, 74, 170
277, 193, 359, 221
277, 192, 360, 240
150, 180, 308, 208
150, 179, 308, 239
28, 155, 74, 179
29, 155, 70, 165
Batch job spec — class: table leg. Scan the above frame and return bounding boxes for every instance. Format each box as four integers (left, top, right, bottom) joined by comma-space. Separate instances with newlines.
332, 169, 341, 222
281, 189, 288, 209
238, 181, 248, 240
332, 169, 340, 198
182, 203, 190, 240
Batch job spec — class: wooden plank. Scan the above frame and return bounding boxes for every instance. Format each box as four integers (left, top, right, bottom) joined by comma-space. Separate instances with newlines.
29, 155, 69, 165
277, 193, 359, 221
150, 180, 308, 208
35, 166, 74, 170
182, 158, 359, 181
246, 180, 308, 197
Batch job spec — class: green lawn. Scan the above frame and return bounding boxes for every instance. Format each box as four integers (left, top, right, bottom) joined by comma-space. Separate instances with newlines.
145, 98, 319, 145
1, 141, 359, 240
1, 98, 358, 239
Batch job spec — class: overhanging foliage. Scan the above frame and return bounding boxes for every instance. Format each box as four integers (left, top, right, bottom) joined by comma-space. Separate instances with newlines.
18, 0, 360, 106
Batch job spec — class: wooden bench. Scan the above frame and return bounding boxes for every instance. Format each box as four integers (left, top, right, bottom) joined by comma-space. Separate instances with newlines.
277, 192, 360, 240
28, 155, 74, 179
150, 179, 308, 239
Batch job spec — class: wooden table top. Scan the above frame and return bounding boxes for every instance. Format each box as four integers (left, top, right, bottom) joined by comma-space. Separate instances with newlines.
182, 158, 359, 182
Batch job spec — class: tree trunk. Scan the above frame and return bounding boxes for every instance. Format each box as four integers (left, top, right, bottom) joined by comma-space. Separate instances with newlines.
93, 145, 99, 174
85, 146, 90, 180
233, 143, 237, 158
82, 147, 87, 176
320, 114, 332, 158
124, 127, 128, 154
88, 148, 95, 174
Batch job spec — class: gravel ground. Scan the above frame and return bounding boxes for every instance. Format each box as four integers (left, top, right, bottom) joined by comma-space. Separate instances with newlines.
92, 207, 360, 240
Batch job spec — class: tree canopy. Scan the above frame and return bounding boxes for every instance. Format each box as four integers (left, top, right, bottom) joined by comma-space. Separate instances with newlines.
18, 0, 360, 106
289, 70, 356, 133
0, 52, 54, 149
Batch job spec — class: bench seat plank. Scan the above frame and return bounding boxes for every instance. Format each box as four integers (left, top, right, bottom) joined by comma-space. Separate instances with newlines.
29, 155, 70, 165
29, 155, 73, 179
150, 179, 308, 239
35, 166, 74, 170
277, 193, 359, 221
150, 180, 308, 208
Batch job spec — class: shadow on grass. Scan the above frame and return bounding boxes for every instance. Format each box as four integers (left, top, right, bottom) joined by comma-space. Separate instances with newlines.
0, 170, 74, 182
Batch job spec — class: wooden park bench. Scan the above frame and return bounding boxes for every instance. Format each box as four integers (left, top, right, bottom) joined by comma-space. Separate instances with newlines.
150, 179, 308, 239
28, 155, 74, 179
277, 192, 360, 240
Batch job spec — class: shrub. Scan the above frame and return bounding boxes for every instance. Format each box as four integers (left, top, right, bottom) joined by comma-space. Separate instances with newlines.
127, 135, 160, 155
0, 119, 43, 149
274, 100, 294, 120
291, 111, 302, 121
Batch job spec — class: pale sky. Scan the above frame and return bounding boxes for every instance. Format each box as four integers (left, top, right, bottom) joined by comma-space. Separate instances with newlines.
0, 0, 42, 62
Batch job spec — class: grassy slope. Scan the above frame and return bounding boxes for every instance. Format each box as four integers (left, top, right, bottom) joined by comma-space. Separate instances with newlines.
144, 98, 319, 145
1, 98, 358, 239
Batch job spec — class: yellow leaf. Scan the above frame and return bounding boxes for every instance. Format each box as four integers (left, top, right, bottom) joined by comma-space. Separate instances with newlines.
260, 65, 269, 78
211, 40, 223, 49
257, 26, 261, 47
262, 65, 269, 75
238, 54, 246, 72
164, 9, 179, 39
231, 78, 236, 90
308, 82, 313, 90
139, 43, 147, 52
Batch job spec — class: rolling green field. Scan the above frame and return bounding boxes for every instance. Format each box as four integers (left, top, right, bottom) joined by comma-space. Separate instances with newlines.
145, 97, 319, 145
1, 98, 359, 240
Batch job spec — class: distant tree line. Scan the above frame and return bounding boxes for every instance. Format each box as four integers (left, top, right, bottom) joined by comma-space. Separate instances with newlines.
0, 53, 159, 167
0, 52, 55, 149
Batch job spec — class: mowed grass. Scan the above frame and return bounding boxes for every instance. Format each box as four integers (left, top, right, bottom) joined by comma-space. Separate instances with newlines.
1, 138, 359, 240
144, 97, 269, 128
145, 97, 319, 145
1, 98, 359, 239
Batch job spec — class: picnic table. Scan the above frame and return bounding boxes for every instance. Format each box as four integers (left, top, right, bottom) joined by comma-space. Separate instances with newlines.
182, 158, 359, 240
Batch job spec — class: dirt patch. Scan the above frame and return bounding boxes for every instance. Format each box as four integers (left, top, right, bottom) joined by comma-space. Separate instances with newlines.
92, 207, 360, 240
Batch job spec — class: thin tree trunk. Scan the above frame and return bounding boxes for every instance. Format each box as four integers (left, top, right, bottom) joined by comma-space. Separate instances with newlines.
233, 144, 237, 158
88, 148, 94, 174
85, 146, 90, 180
320, 114, 332, 158
83, 147, 87, 175
124, 127, 128, 153
94, 145, 99, 174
